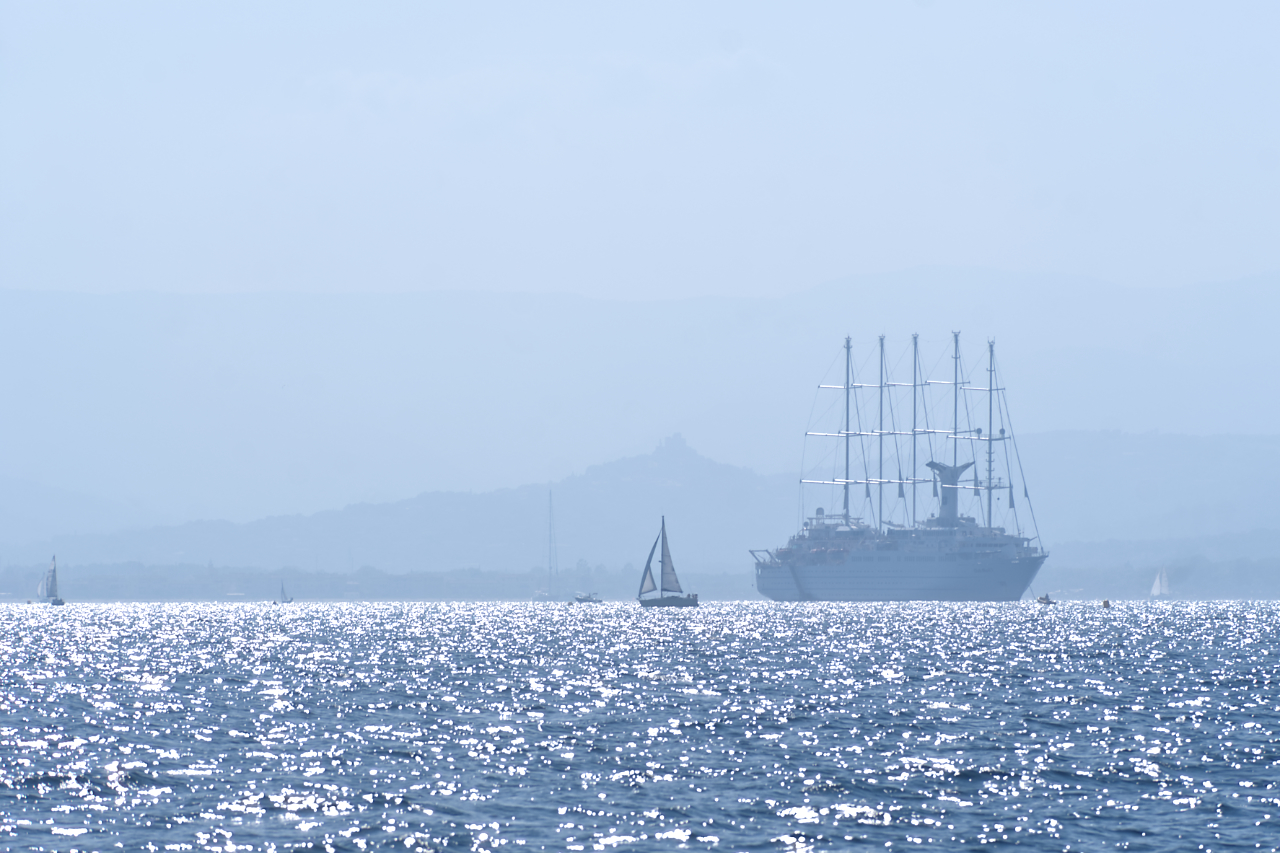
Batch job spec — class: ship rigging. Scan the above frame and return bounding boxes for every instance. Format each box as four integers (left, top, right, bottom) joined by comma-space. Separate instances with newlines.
753, 334, 1047, 602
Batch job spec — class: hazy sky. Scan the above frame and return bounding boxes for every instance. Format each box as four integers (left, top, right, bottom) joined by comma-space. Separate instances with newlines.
1, 4, 1277, 537
4, 2, 1278, 299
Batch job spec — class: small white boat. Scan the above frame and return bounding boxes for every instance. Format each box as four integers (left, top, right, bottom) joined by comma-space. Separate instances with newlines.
38, 556, 65, 606
1151, 568, 1171, 600
279, 582, 293, 604
638, 518, 697, 608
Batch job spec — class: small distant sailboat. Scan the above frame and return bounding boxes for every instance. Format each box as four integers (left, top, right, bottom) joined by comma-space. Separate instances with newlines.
279, 582, 293, 604
638, 518, 697, 608
1151, 568, 1171, 600
38, 556, 65, 606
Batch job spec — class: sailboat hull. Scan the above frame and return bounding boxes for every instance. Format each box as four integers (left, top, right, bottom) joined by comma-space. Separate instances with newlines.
639, 594, 698, 608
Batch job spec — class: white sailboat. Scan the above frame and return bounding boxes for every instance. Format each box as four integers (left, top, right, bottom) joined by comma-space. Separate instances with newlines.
1150, 568, 1171, 600
279, 582, 293, 604
37, 556, 65, 606
638, 517, 697, 608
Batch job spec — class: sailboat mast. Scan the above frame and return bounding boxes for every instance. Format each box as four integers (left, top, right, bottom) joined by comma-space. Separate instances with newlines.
657, 516, 685, 596
877, 335, 885, 533
987, 340, 996, 528
911, 333, 918, 527
843, 336, 851, 520
660, 517, 668, 593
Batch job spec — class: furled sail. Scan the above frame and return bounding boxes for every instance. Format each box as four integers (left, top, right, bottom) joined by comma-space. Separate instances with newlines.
659, 520, 683, 594
638, 532, 660, 596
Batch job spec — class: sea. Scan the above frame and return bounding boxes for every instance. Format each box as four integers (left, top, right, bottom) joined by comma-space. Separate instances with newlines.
1, 601, 1277, 852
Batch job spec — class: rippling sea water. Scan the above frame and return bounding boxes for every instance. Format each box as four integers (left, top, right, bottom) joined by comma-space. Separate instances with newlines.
2, 602, 1278, 852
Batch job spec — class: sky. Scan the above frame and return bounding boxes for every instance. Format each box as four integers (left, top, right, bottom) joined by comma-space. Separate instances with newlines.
0, 3, 1277, 537
3, 1, 1278, 299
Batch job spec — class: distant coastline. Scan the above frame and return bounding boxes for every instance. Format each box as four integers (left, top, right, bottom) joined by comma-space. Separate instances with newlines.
3, 554, 1280, 602
0, 562, 760, 604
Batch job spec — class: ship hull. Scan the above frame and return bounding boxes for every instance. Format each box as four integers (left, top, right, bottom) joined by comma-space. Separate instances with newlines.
755, 552, 1046, 602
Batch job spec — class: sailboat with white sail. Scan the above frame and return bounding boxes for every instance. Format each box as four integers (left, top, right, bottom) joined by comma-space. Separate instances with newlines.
1150, 568, 1171, 600
279, 582, 293, 604
37, 556, 65, 606
638, 517, 697, 608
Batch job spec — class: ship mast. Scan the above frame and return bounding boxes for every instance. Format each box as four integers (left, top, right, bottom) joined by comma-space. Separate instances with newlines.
877, 335, 885, 533
986, 340, 996, 529
911, 333, 919, 527
843, 336, 851, 521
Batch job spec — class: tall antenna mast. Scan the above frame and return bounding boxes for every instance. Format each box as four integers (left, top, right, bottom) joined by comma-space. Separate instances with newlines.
843, 336, 852, 520
911, 333, 919, 527
951, 331, 960, 467
986, 340, 996, 529
878, 335, 885, 533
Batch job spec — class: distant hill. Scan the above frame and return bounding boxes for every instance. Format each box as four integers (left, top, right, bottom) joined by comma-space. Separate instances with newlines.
9, 430, 1280, 601
26, 435, 795, 578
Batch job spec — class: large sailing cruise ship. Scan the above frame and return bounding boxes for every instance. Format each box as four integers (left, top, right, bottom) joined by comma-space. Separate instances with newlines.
752, 334, 1047, 602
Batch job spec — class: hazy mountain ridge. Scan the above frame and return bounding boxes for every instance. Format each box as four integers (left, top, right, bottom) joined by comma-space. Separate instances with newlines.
5, 429, 1278, 603
23, 435, 796, 577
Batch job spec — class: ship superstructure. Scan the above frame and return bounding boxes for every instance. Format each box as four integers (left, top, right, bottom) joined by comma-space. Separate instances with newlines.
752, 334, 1047, 602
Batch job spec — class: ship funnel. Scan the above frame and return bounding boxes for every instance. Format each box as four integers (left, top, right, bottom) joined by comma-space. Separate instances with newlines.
926, 461, 974, 525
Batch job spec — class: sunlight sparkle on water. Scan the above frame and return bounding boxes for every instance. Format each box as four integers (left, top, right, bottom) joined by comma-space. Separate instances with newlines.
1, 601, 1277, 851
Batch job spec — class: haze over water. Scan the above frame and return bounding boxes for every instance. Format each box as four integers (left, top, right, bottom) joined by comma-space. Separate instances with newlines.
3, 601, 1276, 851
